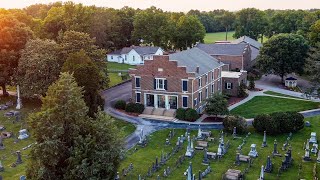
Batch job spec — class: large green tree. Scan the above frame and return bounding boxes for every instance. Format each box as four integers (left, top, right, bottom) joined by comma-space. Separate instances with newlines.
16, 39, 61, 98
205, 93, 229, 118
305, 43, 320, 86
309, 20, 320, 46
62, 50, 105, 117
27, 72, 122, 179
0, 12, 33, 96
219, 11, 235, 41
257, 33, 309, 83
234, 8, 268, 40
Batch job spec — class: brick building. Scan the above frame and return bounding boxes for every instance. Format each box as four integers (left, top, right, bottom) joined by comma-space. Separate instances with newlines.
195, 43, 252, 71
129, 48, 224, 113
221, 71, 248, 96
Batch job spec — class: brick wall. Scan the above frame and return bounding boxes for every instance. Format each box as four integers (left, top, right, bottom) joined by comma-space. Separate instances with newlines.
222, 71, 247, 96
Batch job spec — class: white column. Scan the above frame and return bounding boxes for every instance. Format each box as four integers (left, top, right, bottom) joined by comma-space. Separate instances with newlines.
144, 94, 147, 107
154, 94, 158, 108
165, 95, 169, 110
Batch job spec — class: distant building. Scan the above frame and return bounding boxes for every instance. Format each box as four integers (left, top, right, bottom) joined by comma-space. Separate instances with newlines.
107, 46, 163, 65
195, 43, 252, 71
221, 71, 247, 96
232, 36, 262, 62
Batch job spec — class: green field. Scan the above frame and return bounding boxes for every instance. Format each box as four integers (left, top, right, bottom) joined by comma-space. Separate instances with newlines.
119, 116, 320, 179
204, 31, 235, 44
230, 96, 319, 118
114, 118, 136, 138
107, 62, 134, 88
108, 62, 135, 71
263, 91, 304, 99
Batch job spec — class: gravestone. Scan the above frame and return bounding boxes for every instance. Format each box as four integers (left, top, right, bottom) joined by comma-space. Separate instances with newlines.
114, 172, 120, 180
185, 136, 194, 157
0, 136, 4, 150
305, 121, 311, 127
310, 132, 317, 144
197, 125, 202, 139
303, 148, 312, 161
18, 129, 29, 140
259, 165, 264, 180
265, 156, 273, 173
198, 170, 202, 180
273, 139, 281, 157
311, 143, 318, 154
262, 131, 267, 147
16, 151, 22, 164
235, 153, 240, 166
248, 144, 258, 157
165, 138, 170, 146
232, 127, 237, 138
186, 162, 193, 180
317, 151, 320, 163
19, 176, 26, 180
202, 148, 209, 165
0, 161, 4, 172
16, 85, 22, 109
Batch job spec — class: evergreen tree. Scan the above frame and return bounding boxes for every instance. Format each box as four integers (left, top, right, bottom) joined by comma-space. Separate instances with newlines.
205, 93, 229, 118
237, 82, 248, 98
249, 77, 255, 90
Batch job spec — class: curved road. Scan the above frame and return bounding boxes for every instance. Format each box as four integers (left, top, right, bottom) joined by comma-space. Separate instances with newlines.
101, 81, 223, 149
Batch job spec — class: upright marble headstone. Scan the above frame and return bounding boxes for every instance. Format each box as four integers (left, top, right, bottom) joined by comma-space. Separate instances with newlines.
317, 151, 320, 163
232, 127, 237, 137
310, 132, 317, 144
235, 153, 240, 166
303, 148, 312, 161
197, 125, 202, 139
264, 156, 272, 173
0, 161, 4, 172
273, 139, 279, 155
248, 144, 258, 157
16, 151, 22, 164
259, 165, 264, 180
262, 131, 267, 147
187, 162, 193, 180
202, 148, 209, 165
16, 85, 22, 109
0, 136, 4, 150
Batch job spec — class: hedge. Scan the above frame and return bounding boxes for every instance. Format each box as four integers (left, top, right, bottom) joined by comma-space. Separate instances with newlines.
185, 108, 200, 122
114, 100, 126, 110
125, 103, 145, 114
253, 112, 304, 135
175, 108, 186, 120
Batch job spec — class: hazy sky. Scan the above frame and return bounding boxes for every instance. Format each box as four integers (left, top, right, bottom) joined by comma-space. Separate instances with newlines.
2, 0, 320, 11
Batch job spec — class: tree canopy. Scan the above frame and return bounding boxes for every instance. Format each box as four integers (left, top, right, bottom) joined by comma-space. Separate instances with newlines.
205, 93, 229, 117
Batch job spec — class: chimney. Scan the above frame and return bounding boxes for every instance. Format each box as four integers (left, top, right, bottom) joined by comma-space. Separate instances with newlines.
196, 66, 200, 74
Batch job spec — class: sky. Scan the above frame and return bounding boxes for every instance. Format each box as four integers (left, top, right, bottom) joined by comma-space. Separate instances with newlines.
1, 0, 320, 11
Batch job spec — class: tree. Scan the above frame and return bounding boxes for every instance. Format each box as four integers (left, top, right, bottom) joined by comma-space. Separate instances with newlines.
234, 8, 268, 40
16, 39, 61, 98
249, 77, 255, 90
237, 82, 248, 98
174, 15, 206, 50
27, 72, 122, 179
309, 20, 320, 46
305, 43, 320, 86
62, 50, 105, 117
219, 11, 235, 41
205, 93, 229, 118
257, 33, 309, 83
0, 12, 33, 96
223, 115, 247, 134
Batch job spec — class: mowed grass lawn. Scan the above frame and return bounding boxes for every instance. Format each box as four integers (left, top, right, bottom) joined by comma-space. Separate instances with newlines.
108, 62, 135, 71
263, 91, 304, 99
114, 118, 136, 137
120, 116, 320, 179
204, 31, 235, 43
107, 62, 135, 88
230, 96, 319, 118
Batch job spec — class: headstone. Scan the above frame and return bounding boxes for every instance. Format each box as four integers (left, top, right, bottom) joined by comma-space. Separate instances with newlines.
303, 148, 312, 161
0, 136, 4, 150
232, 127, 237, 138
16, 151, 22, 164
317, 151, 320, 163
187, 162, 193, 180
202, 148, 209, 165
235, 153, 240, 166
262, 131, 267, 147
311, 143, 318, 154
16, 85, 22, 109
305, 121, 311, 127
198, 170, 202, 180
18, 129, 29, 140
114, 172, 120, 180
259, 165, 264, 180
155, 157, 159, 169
197, 125, 202, 139
264, 156, 273, 173
185, 136, 194, 157
248, 144, 258, 157
177, 137, 181, 146
0, 161, 4, 172
165, 138, 170, 145
310, 132, 317, 144
19, 176, 26, 180
273, 139, 280, 156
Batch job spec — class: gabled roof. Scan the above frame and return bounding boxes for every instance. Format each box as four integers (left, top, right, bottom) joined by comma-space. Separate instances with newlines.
108, 46, 161, 55
286, 77, 297, 81
168, 47, 223, 76
195, 43, 249, 56
233, 36, 262, 49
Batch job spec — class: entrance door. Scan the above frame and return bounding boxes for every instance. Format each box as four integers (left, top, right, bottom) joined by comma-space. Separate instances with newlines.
157, 95, 166, 108
168, 96, 177, 109
146, 94, 155, 107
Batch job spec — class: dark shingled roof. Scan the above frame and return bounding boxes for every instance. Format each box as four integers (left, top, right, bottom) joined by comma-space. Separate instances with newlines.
108, 46, 161, 55
169, 48, 223, 76
233, 36, 262, 49
195, 43, 249, 56
286, 77, 297, 80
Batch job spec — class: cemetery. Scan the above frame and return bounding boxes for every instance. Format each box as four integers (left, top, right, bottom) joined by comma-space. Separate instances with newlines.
119, 116, 320, 179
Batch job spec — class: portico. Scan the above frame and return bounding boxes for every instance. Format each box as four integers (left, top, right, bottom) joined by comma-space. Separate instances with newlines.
145, 93, 178, 110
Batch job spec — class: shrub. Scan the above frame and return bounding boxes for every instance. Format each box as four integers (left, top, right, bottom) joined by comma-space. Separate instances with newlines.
185, 108, 200, 122
249, 77, 255, 90
176, 108, 186, 120
253, 112, 304, 135
223, 115, 247, 134
237, 82, 248, 98
125, 103, 145, 114
114, 100, 126, 110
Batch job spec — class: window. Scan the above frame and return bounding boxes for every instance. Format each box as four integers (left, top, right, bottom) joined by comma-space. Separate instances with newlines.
218, 68, 220, 78
136, 92, 141, 103
211, 71, 214, 82
182, 80, 188, 92
198, 77, 202, 87
133, 56, 135, 61
111, 56, 113, 60
182, 96, 188, 108
135, 77, 141, 88
125, 55, 127, 61
205, 74, 208, 84
226, 82, 232, 90
199, 91, 202, 103
154, 78, 167, 90
206, 88, 208, 98
194, 98, 197, 106
211, 84, 214, 93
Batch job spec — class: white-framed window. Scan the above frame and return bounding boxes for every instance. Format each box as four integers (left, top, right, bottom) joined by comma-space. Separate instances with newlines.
211, 84, 214, 93
194, 98, 197, 106
155, 78, 166, 90
226, 82, 232, 89
198, 77, 202, 87
205, 74, 208, 84
206, 88, 208, 98
199, 91, 202, 103
133, 56, 135, 61
182, 96, 188, 108
136, 92, 141, 103
125, 55, 127, 61
211, 71, 214, 82
111, 56, 113, 60
182, 79, 188, 92
135, 76, 141, 88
